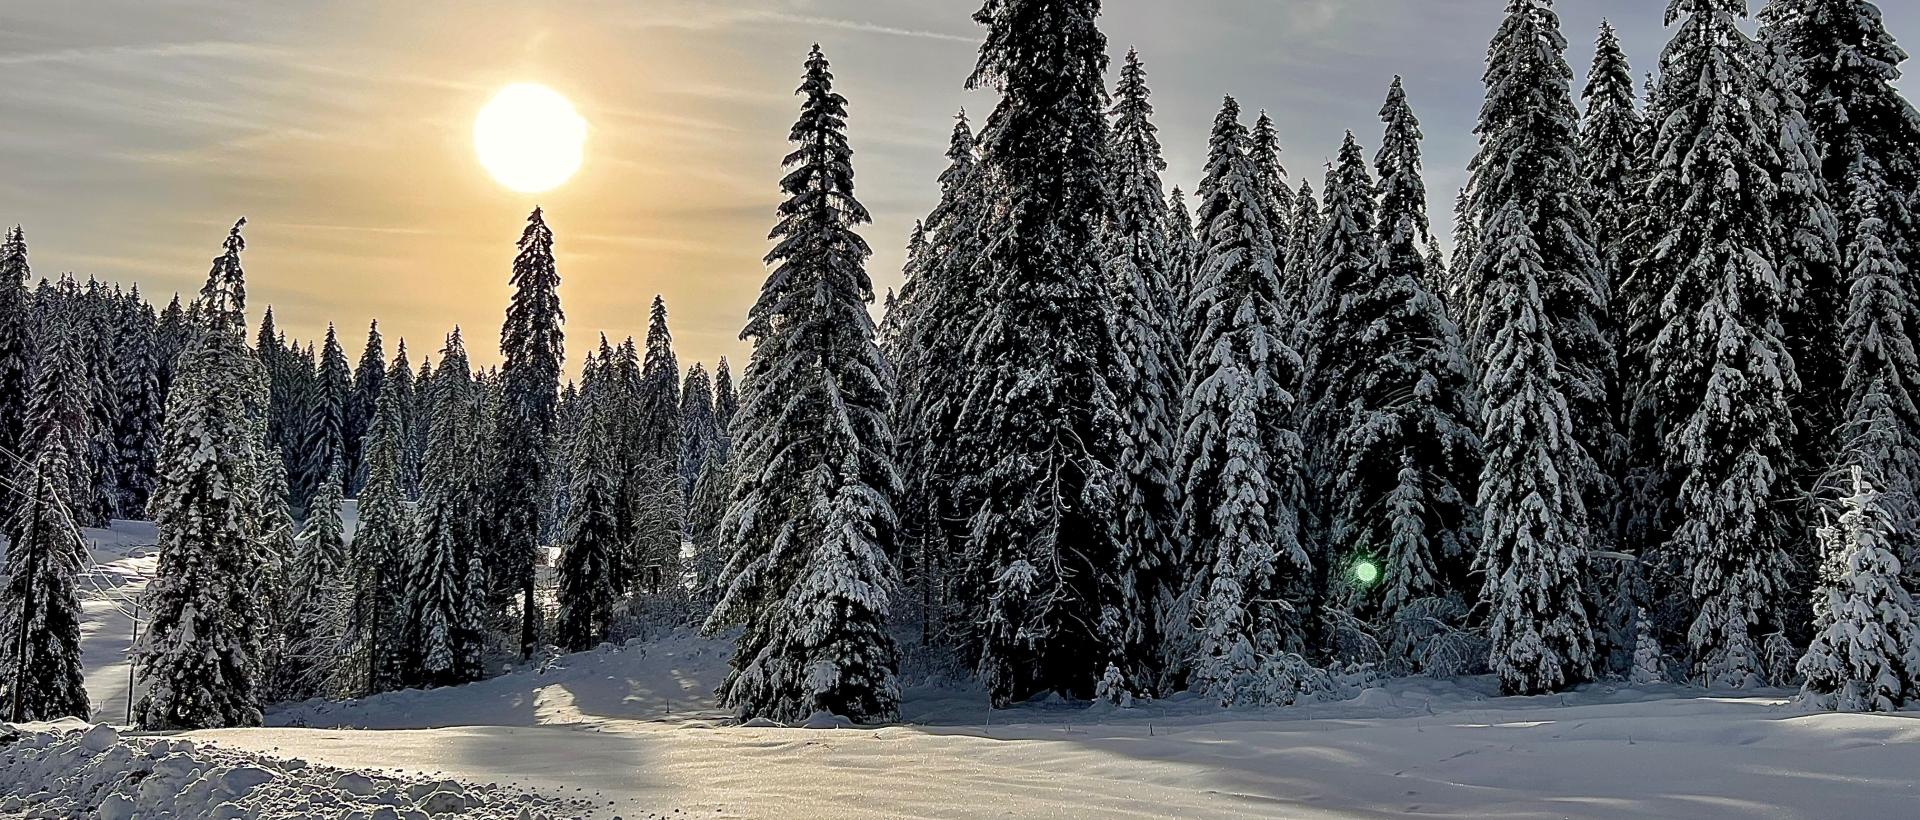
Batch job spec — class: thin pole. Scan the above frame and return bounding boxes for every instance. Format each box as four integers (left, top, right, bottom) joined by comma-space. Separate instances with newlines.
125, 607, 138, 726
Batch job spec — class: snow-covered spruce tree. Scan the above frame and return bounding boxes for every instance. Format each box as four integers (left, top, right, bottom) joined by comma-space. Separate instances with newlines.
1276, 180, 1320, 335
1579, 20, 1642, 360
16, 299, 94, 522
110, 293, 163, 518
1463, 0, 1613, 537
1629, 0, 1801, 686
1309, 78, 1483, 643
1423, 239, 1450, 300
395, 341, 426, 501
1177, 97, 1313, 706
342, 353, 415, 696
250, 424, 298, 702
681, 361, 720, 496
404, 329, 487, 688
704, 46, 901, 723
1831, 181, 1920, 566
299, 324, 353, 505
0, 324, 92, 722
490, 207, 564, 657
136, 219, 271, 730
1165, 187, 1200, 329
78, 278, 122, 527
346, 321, 385, 495
1475, 203, 1598, 695
954, 0, 1140, 704
687, 447, 733, 609
556, 357, 623, 653
1798, 468, 1920, 711
1445, 188, 1480, 314
278, 457, 349, 700
1104, 48, 1181, 693
625, 297, 683, 594
0, 226, 32, 465
888, 108, 989, 654
713, 356, 738, 444
1250, 110, 1295, 257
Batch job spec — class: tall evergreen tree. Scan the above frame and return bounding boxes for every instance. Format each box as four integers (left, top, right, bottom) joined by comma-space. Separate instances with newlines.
1104, 48, 1180, 692
136, 219, 270, 730
628, 297, 683, 593
952, 0, 1135, 705
705, 46, 901, 723
1464, 0, 1613, 541
1475, 203, 1599, 695
1580, 20, 1642, 343
713, 356, 738, 441
405, 330, 487, 687
1311, 79, 1483, 639
556, 355, 623, 653
0, 227, 33, 466
279, 458, 348, 700
1277, 180, 1320, 335
1165, 187, 1200, 323
1797, 468, 1920, 710
681, 361, 720, 495
1176, 97, 1312, 705
1627, 0, 1801, 685
1249, 111, 1295, 254
296, 324, 352, 508
110, 294, 164, 518
344, 354, 414, 695
347, 321, 386, 495
491, 207, 565, 657
0, 317, 91, 722
889, 108, 989, 654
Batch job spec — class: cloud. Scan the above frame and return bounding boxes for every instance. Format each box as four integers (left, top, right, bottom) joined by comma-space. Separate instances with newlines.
0, 40, 278, 67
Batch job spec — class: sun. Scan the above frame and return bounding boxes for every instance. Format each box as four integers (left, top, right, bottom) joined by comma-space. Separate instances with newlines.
474, 83, 587, 194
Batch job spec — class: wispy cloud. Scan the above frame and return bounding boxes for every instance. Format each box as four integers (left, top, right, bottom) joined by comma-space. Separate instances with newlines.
0, 40, 278, 67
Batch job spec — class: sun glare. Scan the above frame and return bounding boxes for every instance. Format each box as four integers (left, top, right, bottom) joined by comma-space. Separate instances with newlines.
474, 83, 587, 194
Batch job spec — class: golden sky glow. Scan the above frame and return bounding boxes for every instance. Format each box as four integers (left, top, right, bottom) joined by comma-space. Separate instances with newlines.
3, 1, 1912, 375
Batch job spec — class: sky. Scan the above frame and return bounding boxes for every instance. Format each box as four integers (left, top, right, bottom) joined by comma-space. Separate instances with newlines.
2, 0, 1915, 372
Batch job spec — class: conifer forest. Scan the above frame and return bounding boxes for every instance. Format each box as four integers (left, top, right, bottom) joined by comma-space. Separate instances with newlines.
2, 1, 1920, 817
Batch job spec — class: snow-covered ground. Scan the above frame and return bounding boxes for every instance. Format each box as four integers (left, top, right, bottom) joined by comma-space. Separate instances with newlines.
17, 517, 1918, 818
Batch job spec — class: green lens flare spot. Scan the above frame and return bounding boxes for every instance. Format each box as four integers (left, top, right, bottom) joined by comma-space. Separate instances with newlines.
1353, 560, 1381, 586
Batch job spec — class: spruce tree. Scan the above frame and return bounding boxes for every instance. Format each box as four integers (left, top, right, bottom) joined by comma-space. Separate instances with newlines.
556, 356, 622, 653
136, 219, 270, 730
1104, 48, 1180, 692
0, 321, 91, 722
705, 46, 900, 723
344, 353, 414, 695
1249, 110, 1295, 254
491, 207, 565, 657
1832, 181, 1920, 564
713, 356, 738, 442
1798, 468, 1920, 711
953, 0, 1135, 705
0, 227, 33, 466
1446, 188, 1480, 313
17, 297, 94, 521
681, 362, 720, 495
1276, 180, 1320, 335
1177, 97, 1312, 705
297, 324, 352, 507
78, 278, 121, 527
1463, 0, 1613, 538
628, 296, 683, 593
280, 458, 349, 700
110, 294, 164, 518
1580, 20, 1642, 359
1308, 78, 1483, 641
406, 330, 487, 687
889, 108, 989, 654
1165, 187, 1200, 327
1475, 203, 1599, 695
1628, 0, 1800, 686
347, 321, 385, 495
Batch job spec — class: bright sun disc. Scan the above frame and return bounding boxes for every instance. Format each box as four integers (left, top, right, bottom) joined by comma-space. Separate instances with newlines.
475, 83, 587, 193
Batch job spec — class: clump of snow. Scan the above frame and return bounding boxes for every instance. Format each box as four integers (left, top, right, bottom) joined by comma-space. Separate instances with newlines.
0, 722, 573, 819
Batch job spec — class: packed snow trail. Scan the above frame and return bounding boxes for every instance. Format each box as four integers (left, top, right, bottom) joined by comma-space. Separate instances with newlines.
71, 521, 158, 724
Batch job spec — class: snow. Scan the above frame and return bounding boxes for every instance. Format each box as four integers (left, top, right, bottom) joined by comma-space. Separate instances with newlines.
38, 517, 1920, 818
0, 721, 570, 819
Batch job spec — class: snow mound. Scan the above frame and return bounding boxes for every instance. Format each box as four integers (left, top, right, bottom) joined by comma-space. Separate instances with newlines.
0, 722, 578, 819
271, 629, 733, 730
